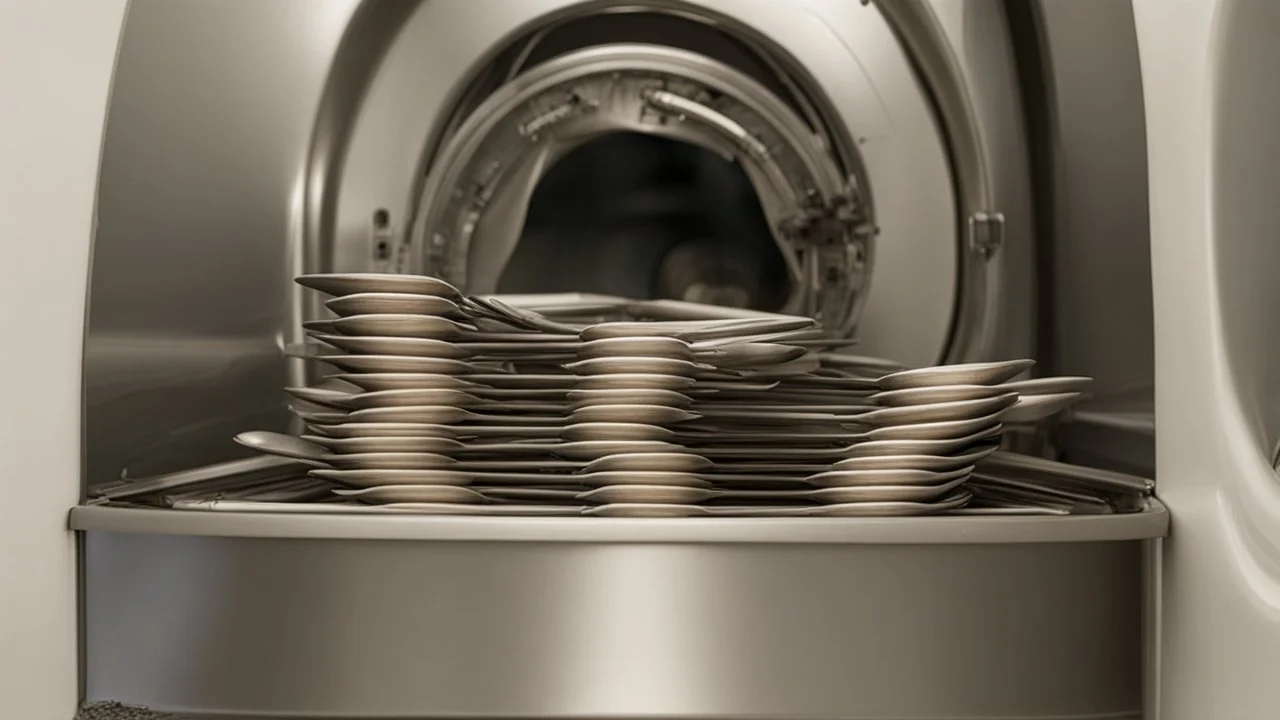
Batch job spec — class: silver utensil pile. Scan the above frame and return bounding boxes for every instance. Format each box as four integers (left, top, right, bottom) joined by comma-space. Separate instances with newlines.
90, 272, 1155, 516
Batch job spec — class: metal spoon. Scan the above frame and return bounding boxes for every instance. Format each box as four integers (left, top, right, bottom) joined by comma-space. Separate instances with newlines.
310, 468, 706, 488
332, 372, 483, 392
331, 484, 490, 504
850, 394, 1018, 427
301, 434, 466, 454
346, 405, 563, 425
877, 359, 1036, 390
285, 386, 355, 409
1001, 392, 1084, 423
343, 388, 486, 410
308, 422, 562, 439
569, 404, 701, 425
325, 292, 464, 318
311, 334, 475, 360
233, 431, 329, 466
567, 388, 693, 409
582, 452, 714, 474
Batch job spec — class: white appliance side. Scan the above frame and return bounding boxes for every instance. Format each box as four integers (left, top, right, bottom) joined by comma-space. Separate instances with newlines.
1136, 0, 1280, 718
0, 1, 128, 718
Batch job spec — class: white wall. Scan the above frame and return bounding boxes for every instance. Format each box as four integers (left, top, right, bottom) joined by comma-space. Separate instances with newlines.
0, 1, 127, 717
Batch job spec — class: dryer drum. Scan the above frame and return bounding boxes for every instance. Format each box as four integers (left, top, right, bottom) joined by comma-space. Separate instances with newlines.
407, 43, 873, 337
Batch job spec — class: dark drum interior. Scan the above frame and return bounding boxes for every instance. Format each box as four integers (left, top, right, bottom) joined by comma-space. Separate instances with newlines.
500, 132, 791, 311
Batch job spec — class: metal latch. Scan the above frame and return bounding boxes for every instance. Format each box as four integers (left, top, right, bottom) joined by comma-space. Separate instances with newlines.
779, 186, 874, 332
968, 211, 1005, 258
370, 208, 393, 266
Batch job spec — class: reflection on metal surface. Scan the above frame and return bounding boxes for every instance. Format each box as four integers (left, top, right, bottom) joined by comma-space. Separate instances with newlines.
298, 0, 423, 386
1010, 0, 1153, 476
85, 0, 358, 488
873, 0, 1006, 366
83, 529, 1145, 718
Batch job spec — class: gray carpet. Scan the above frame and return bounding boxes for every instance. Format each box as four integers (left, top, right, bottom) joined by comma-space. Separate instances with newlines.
77, 702, 176, 720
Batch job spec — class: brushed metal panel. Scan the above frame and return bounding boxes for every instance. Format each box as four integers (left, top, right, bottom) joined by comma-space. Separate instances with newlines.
1036, 0, 1152, 397
70, 502, 1170, 544
1022, 0, 1154, 475
84, 532, 1145, 718
84, 0, 357, 488
916, 0, 1036, 367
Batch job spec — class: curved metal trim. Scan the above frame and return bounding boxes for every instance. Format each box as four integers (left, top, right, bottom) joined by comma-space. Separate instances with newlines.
70, 501, 1169, 544
297, 0, 422, 389
871, 0, 1002, 364
413, 44, 848, 208
413, 0, 868, 194
408, 44, 868, 327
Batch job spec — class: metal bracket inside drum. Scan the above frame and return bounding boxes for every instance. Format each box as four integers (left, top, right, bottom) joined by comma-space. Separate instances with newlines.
968, 211, 1005, 258
408, 44, 874, 337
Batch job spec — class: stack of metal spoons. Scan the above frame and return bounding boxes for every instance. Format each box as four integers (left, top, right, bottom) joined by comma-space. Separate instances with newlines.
92, 272, 1152, 517
563, 317, 845, 517
284, 273, 582, 514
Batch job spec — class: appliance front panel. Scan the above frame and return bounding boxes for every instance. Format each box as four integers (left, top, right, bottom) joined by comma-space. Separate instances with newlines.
84, 531, 1144, 719
84, 0, 357, 487
1137, 0, 1280, 717
71, 2, 1167, 719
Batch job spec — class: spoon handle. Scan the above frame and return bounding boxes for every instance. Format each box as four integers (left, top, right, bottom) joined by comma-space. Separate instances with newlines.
468, 471, 572, 484
702, 474, 810, 486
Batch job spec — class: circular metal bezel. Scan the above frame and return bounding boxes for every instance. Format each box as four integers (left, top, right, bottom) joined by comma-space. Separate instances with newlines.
407, 43, 872, 334
314, 0, 1022, 369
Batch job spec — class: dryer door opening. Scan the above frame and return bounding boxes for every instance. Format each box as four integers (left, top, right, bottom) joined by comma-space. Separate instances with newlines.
310, 0, 1028, 375
408, 43, 871, 336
